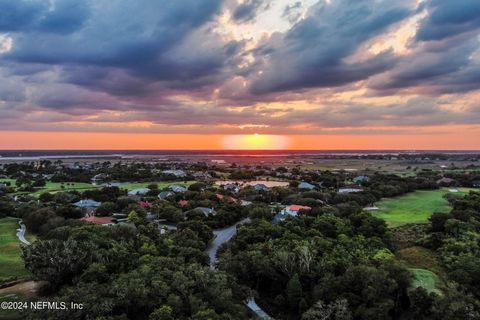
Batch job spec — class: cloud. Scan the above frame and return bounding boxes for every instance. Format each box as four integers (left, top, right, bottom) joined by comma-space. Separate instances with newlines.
416, 0, 480, 41
0, 0, 480, 137
0, 0, 89, 34
248, 0, 414, 94
232, 0, 269, 23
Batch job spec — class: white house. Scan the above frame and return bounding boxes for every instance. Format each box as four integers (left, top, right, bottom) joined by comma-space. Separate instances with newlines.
162, 170, 187, 177
128, 188, 150, 196
169, 185, 187, 193
338, 186, 363, 193
273, 204, 311, 222
298, 182, 315, 190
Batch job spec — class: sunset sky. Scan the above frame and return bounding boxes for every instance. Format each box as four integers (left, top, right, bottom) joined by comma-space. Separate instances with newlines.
1, 0, 480, 150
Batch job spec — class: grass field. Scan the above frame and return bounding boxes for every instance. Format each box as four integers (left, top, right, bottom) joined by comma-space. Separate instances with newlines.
410, 268, 442, 294
0, 179, 16, 186
396, 246, 445, 294
120, 181, 194, 191
29, 181, 100, 197
371, 188, 475, 227
0, 218, 33, 282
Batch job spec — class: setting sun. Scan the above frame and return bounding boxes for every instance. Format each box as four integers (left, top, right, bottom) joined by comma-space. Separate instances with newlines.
222, 134, 290, 150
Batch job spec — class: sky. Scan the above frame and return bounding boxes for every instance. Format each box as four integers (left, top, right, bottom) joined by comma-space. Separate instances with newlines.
1, 0, 480, 150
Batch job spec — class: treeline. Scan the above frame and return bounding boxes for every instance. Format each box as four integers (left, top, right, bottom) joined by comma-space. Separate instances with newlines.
21, 220, 249, 319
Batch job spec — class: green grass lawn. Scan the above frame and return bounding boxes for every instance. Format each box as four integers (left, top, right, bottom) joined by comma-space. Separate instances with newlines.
397, 246, 445, 295
371, 188, 475, 227
16, 181, 100, 197
410, 268, 442, 294
0, 218, 32, 282
0, 179, 16, 186
120, 181, 194, 191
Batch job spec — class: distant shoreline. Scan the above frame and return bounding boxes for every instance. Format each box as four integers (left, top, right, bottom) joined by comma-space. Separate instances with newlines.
1, 149, 480, 161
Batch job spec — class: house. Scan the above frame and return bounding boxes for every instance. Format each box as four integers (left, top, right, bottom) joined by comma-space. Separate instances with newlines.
353, 175, 370, 184
178, 199, 189, 207
253, 183, 269, 192
128, 188, 150, 196
240, 200, 252, 206
169, 185, 187, 193
338, 185, 363, 193
0, 183, 7, 189
138, 201, 151, 208
224, 183, 240, 193
436, 177, 455, 186
193, 172, 213, 181
145, 213, 156, 222
162, 170, 187, 178
192, 207, 216, 217
80, 216, 114, 226
216, 193, 237, 203
74, 199, 101, 208
273, 204, 311, 222
298, 182, 315, 190
91, 173, 109, 184
158, 191, 174, 200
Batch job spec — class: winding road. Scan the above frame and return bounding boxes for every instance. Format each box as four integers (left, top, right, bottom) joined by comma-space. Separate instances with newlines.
16, 220, 30, 245
205, 217, 272, 319
206, 217, 250, 268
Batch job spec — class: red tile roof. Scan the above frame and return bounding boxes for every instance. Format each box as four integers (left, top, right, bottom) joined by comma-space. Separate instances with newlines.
138, 201, 151, 208
80, 216, 114, 225
216, 193, 237, 203
178, 200, 189, 207
287, 205, 312, 211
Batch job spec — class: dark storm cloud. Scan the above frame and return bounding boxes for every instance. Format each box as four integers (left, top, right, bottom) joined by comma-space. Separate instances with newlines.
232, 0, 268, 23
2, 0, 225, 87
0, 0, 89, 34
370, 29, 480, 94
416, 0, 480, 41
249, 0, 413, 94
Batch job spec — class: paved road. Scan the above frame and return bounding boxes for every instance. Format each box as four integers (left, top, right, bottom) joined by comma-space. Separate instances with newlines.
205, 218, 273, 319
16, 220, 30, 245
206, 218, 250, 268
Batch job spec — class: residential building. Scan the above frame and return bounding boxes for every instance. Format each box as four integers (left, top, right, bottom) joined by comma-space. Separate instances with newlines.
273, 204, 311, 222
162, 170, 187, 177
128, 188, 150, 196
169, 185, 187, 193
298, 182, 315, 190
158, 191, 174, 199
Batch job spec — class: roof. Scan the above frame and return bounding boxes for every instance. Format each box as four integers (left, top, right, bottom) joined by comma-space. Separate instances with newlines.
193, 207, 216, 216
298, 182, 315, 189
80, 216, 113, 225
216, 193, 237, 203
287, 205, 312, 211
138, 201, 151, 208
178, 199, 189, 207
158, 191, 174, 199
128, 188, 150, 196
169, 185, 187, 192
74, 199, 101, 208
253, 183, 269, 190
162, 170, 186, 177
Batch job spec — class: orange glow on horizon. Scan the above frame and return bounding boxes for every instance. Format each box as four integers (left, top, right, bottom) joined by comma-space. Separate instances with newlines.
222, 134, 291, 150
0, 129, 480, 150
